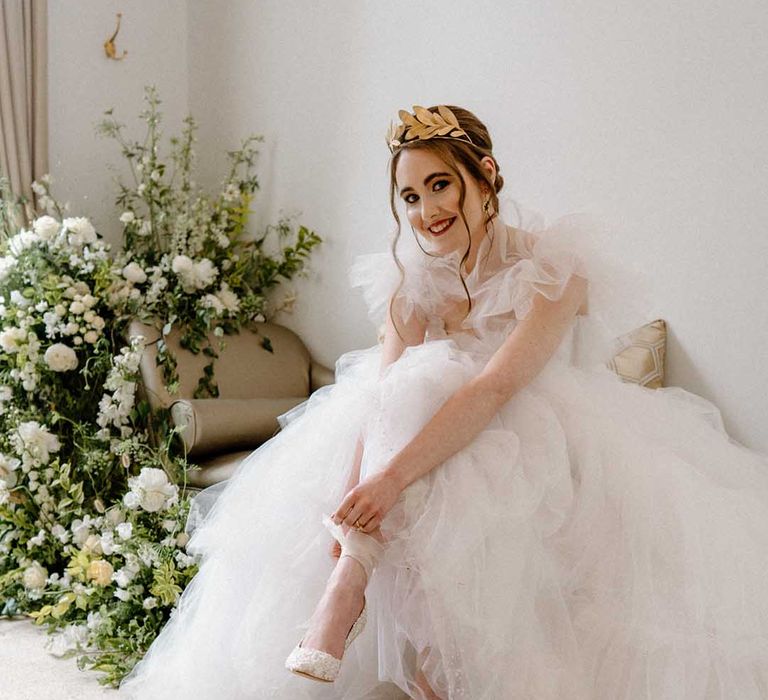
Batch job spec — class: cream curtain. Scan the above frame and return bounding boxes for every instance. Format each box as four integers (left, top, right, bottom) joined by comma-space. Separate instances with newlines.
0, 0, 48, 219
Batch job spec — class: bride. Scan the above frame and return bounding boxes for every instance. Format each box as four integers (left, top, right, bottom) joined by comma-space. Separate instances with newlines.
119, 105, 768, 699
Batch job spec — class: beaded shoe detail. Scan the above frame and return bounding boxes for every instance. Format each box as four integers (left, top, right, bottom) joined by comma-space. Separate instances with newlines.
285, 598, 367, 682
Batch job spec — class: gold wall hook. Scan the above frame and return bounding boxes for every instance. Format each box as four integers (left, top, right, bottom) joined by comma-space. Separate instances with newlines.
104, 12, 128, 61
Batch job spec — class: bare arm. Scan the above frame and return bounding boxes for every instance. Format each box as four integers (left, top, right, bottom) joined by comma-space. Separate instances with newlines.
386, 274, 587, 491
331, 295, 427, 543
333, 274, 587, 531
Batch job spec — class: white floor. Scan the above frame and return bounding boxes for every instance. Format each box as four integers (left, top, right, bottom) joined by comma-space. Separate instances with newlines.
0, 617, 117, 699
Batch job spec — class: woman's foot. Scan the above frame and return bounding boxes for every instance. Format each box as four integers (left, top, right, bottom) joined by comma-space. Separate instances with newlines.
301, 555, 367, 660
415, 667, 443, 700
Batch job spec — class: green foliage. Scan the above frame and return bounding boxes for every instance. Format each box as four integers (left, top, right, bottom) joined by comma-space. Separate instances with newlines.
0, 85, 323, 687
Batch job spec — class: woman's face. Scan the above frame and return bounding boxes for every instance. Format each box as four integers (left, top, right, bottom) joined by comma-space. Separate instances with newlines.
395, 148, 495, 257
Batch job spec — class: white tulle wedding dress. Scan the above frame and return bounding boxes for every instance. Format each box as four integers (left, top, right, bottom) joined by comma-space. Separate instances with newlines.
118, 200, 768, 699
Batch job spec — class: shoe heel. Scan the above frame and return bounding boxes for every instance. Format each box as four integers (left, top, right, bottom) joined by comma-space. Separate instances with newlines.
285, 597, 367, 682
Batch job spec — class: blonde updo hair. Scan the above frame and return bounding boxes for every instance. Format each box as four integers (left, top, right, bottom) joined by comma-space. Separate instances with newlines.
386, 105, 504, 341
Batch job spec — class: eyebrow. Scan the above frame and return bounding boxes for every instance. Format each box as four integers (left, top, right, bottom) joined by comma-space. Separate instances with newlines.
398, 172, 453, 196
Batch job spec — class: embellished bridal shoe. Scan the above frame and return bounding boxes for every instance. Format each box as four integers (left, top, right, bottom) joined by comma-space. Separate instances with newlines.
285, 515, 384, 682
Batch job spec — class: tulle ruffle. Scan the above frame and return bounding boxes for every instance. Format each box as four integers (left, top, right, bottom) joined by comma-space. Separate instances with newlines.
349, 197, 654, 369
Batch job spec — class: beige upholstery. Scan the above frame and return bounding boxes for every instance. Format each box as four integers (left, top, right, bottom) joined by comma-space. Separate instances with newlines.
608, 318, 667, 389
129, 320, 335, 489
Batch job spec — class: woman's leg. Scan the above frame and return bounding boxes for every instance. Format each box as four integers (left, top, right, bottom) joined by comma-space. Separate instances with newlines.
414, 649, 443, 699
300, 526, 385, 659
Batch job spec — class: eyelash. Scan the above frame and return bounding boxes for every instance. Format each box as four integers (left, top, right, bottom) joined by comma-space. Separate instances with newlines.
404, 180, 450, 204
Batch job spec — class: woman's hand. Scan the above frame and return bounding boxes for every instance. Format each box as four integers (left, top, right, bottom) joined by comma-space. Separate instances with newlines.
332, 470, 402, 534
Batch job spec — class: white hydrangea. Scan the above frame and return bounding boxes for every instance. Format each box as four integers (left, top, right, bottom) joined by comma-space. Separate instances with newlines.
43, 343, 79, 372
202, 282, 240, 315
62, 217, 97, 247
171, 255, 218, 293
122, 262, 147, 284
0, 255, 16, 283
8, 229, 40, 256
124, 467, 179, 513
9, 290, 31, 308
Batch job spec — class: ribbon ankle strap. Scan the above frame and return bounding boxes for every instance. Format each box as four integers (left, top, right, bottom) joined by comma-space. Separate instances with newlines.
322, 514, 384, 582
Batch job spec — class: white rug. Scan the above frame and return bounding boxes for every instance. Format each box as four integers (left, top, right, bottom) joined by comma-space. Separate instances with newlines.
0, 617, 117, 699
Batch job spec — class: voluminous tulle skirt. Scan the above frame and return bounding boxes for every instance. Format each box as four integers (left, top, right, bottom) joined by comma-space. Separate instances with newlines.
119, 335, 768, 699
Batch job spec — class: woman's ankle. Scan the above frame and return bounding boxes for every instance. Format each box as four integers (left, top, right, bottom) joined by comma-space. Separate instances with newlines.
331, 555, 368, 592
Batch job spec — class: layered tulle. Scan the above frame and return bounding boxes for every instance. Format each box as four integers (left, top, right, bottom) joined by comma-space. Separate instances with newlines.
119, 201, 768, 699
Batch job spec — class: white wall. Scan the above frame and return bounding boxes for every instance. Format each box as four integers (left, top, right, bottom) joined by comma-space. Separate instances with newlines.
48, 0, 189, 246
48, 1, 768, 452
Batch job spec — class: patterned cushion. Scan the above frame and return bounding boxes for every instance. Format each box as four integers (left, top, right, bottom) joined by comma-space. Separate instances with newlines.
607, 319, 667, 389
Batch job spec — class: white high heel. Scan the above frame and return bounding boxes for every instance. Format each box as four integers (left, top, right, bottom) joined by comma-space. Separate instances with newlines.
285, 515, 384, 682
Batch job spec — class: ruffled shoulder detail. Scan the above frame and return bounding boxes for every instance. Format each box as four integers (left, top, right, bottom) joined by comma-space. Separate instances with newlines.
348, 244, 430, 330
348, 198, 654, 367
488, 200, 655, 364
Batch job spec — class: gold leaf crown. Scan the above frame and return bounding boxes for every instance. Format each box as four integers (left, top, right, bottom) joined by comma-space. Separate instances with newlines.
386, 105, 474, 154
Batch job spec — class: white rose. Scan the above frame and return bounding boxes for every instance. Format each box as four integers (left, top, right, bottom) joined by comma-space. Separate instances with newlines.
83, 534, 103, 555
91, 316, 105, 331
44, 343, 78, 372
0, 453, 20, 487
22, 562, 48, 590
69, 300, 85, 315
32, 216, 60, 241
14, 421, 61, 464
201, 294, 224, 314
87, 559, 114, 587
0, 327, 27, 353
63, 217, 97, 247
142, 596, 158, 610
105, 507, 126, 526
119, 212, 135, 224
128, 467, 178, 513
122, 262, 147, 284
116, 522, 133, 540
123, 490, 140, 510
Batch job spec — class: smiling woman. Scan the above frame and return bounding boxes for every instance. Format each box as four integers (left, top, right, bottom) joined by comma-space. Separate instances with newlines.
119, 105, 768, 700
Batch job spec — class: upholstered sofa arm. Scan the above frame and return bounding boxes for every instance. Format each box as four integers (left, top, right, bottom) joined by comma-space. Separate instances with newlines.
170, 397, 308, 459
310, 360, 335, 392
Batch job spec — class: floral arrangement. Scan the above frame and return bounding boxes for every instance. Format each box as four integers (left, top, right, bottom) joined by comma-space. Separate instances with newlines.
98, 85, 321, 398
0, 85, 322, 686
